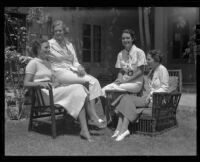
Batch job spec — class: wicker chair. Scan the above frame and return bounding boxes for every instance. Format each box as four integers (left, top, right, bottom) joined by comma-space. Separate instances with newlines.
132, 69, 182, 136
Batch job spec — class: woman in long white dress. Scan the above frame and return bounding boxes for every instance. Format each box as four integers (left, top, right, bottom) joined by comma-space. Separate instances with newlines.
48, 20, 105, 128
24, 39, 94, 142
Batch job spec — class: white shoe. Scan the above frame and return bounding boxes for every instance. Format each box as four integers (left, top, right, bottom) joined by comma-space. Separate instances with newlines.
115, 130, 130, 141
111, 130, 119, 138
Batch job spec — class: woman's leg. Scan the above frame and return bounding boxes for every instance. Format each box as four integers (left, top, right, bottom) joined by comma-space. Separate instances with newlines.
78, 106, 93, 142
89, 98, 101, 121
115, 113, 123, 132
55, 70, 103, 121
118, 116, 129, 135
115, 115, 130, 141
111, 113, 122, 138
85, 98, 106, 128
119, 82, 142, 93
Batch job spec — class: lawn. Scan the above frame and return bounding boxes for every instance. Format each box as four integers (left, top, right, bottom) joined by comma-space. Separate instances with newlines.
4, 106, 196, 156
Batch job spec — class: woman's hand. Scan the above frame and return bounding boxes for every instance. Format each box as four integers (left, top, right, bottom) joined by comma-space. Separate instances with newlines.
37, 82, 52, 89
145, 94, 151, 105
77, 65, 86, 77
114, 78, 126, 85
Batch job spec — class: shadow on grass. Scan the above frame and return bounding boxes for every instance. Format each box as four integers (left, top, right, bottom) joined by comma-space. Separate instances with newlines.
30, 114, 107, 138
31, 115, 81, 138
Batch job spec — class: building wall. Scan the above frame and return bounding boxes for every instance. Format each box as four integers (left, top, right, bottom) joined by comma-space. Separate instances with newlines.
17, 7, 140, 77
154, 7, 199, 85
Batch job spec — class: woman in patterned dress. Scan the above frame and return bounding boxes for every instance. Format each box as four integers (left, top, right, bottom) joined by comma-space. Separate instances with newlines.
102, 29, 147, 95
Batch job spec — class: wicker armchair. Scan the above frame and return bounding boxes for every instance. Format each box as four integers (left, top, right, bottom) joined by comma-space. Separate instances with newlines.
132, 69, 182, 136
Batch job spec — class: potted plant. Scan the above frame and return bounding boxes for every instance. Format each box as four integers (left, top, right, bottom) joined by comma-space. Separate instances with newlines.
5, 46, 32, 120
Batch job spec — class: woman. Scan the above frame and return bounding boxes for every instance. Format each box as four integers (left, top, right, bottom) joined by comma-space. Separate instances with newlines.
112, 49, 169, 141
48, 20, 105, 128
102, 29, 147, 96
24, 39, 94, 142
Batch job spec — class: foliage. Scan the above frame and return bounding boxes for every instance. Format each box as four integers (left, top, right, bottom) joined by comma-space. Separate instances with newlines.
26, 7, 51, 25
183, 26, 198, 64
5, 7, 52, 120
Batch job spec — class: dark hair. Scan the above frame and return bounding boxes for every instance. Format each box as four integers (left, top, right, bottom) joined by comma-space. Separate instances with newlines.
31, 39, 49, 56
122, 29, 136, 44
147, 49, 163, 63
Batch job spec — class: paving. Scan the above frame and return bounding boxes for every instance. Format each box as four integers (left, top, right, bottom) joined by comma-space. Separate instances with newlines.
178, 93, 196, 112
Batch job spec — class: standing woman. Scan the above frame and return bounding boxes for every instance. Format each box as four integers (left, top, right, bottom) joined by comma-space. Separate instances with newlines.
112, 49, 169, 141
24, 39, 93, 142
48, 20, 105, 128
102, 29, 147, 96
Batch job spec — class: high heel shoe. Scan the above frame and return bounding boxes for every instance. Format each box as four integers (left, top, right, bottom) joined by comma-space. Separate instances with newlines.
111, 130, 119, 138
88, 120, 106, 129
98, 118, 104, 123
115, 130, 130, 141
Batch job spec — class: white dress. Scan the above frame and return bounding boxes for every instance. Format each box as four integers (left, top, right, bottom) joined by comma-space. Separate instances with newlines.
102, 45, 147, 96
25, 58, 88, 119
48, 38, 103, 100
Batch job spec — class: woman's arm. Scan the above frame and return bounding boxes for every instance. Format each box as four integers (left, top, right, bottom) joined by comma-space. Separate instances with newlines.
151, 66, 169, 93
24, 74, 52, 89
120, 65, 144, 83
69, 43, 86, 76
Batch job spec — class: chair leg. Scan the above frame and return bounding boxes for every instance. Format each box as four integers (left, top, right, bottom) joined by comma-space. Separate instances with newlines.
51, 107, 56, 139
28, 107, 34, 131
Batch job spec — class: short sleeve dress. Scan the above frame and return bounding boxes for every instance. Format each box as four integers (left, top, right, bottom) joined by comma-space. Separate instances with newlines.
25, 58, 88, 119
102, 45, 147, 96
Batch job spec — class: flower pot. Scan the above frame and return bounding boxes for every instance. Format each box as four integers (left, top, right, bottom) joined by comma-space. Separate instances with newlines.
6, 100, 23, 120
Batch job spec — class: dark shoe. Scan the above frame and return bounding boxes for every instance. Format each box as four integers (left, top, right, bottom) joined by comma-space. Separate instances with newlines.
88, 120, 106, 129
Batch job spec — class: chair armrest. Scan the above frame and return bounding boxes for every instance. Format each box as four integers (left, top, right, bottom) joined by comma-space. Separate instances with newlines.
151, 92, 181, 118
30, 85, 54, 107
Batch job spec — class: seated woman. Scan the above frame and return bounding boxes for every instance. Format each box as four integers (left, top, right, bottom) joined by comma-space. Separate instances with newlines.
24, 39, 96, 142
102, 29, 147, 96
112, 49, 169, 141
48, 20, 105, 128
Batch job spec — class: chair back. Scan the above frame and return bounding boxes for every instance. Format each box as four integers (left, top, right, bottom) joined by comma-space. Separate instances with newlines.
168, 69, 182, 93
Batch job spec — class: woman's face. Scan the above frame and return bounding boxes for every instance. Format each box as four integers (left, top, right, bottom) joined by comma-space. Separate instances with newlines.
54, 25, 65, 41
122, 32, 134, 50
39, 42, 50, 59
147, 53, 156, 69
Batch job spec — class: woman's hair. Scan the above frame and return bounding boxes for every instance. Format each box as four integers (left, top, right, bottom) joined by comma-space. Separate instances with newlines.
52, 20, 68, 34
147, 49, 163, 63
31, 38, 48, 56
122, 29, 136, 44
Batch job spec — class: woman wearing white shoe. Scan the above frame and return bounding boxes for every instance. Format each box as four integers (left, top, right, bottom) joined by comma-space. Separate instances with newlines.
112, 49, 169, 141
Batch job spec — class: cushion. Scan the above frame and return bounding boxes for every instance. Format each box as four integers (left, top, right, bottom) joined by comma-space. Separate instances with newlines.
137, 108, 152, 116
168, 76, 178, 93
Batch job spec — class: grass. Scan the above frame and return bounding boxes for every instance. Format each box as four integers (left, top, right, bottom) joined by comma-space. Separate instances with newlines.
4, 105, 196, 156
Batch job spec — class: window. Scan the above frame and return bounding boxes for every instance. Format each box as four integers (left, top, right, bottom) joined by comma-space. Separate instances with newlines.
82, 24, 101, 63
